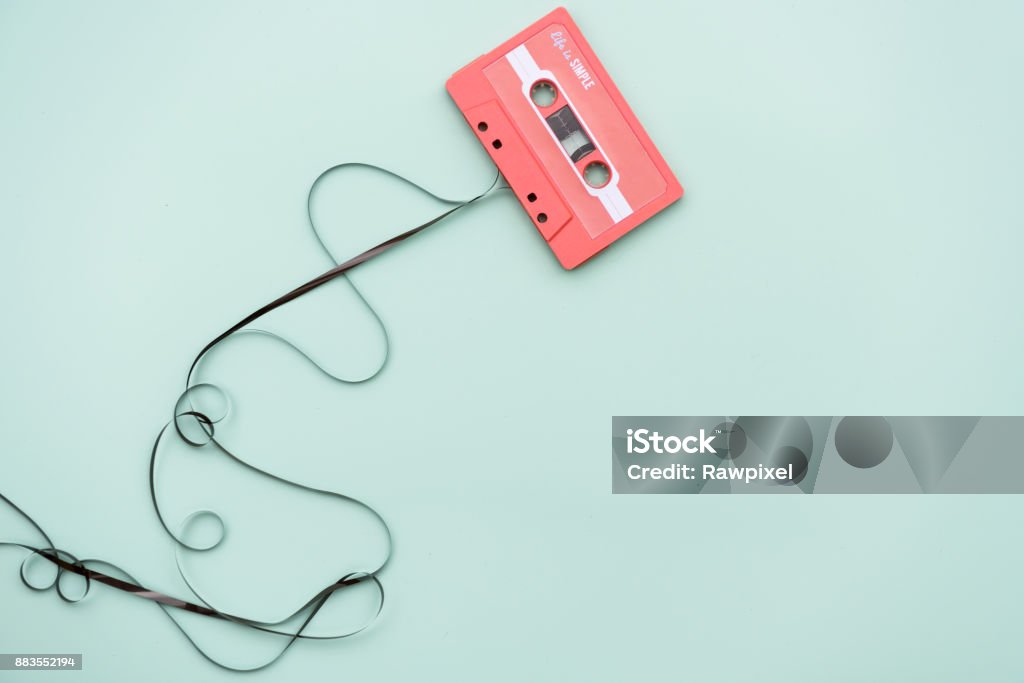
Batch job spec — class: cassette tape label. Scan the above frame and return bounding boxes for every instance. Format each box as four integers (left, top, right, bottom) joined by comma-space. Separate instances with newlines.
448, 9, 682, 268
485, 29, 665, 237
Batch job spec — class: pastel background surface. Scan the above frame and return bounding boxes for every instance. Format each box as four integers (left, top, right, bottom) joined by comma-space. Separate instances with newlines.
1, 1, 1022, 681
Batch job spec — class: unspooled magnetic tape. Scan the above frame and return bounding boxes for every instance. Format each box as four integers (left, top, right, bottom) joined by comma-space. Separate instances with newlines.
0, 7, 687, 672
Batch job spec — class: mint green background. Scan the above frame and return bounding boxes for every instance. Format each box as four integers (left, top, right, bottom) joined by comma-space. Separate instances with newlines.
2, 1, 1023, 681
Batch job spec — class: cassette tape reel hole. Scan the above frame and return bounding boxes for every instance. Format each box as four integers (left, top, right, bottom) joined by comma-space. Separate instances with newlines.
530, 80, 558, 107
583, 161, 611, 188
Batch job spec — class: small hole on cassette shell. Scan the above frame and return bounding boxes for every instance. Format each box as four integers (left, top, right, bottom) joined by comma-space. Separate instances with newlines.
530, 81, 558, 107
492, 139, 503, 149
537, 213, 548, 223
527, 192, 537, 203
477, 122, 488, 132
583, 161, 611, 188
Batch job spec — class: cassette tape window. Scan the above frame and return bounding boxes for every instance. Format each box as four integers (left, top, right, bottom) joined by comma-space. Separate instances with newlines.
545, 105, 595, 163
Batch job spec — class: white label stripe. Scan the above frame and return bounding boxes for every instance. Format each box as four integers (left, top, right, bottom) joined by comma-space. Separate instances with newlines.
502, 42, 634, 227
600, 186, 633, 222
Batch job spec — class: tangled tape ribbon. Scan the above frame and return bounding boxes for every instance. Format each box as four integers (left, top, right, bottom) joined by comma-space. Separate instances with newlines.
0, 163, 507, 671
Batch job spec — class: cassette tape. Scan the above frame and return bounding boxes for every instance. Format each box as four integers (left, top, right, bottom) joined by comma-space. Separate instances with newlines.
446, 7, 683, 269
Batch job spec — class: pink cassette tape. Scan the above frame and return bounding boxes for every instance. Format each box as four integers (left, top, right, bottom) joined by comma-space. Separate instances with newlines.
447, 7, 683, 269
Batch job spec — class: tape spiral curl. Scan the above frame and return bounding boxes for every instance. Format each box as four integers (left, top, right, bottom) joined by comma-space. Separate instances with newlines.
1, 163, 508, 671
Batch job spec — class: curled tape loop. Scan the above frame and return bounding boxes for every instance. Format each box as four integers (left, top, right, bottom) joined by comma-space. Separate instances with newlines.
56, 556, 90, 603
176, 510, 227, 553
14, 546, 91, 603
19, 548, 59, 592
174, 383, 230, 448
1, 163, 507, 671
